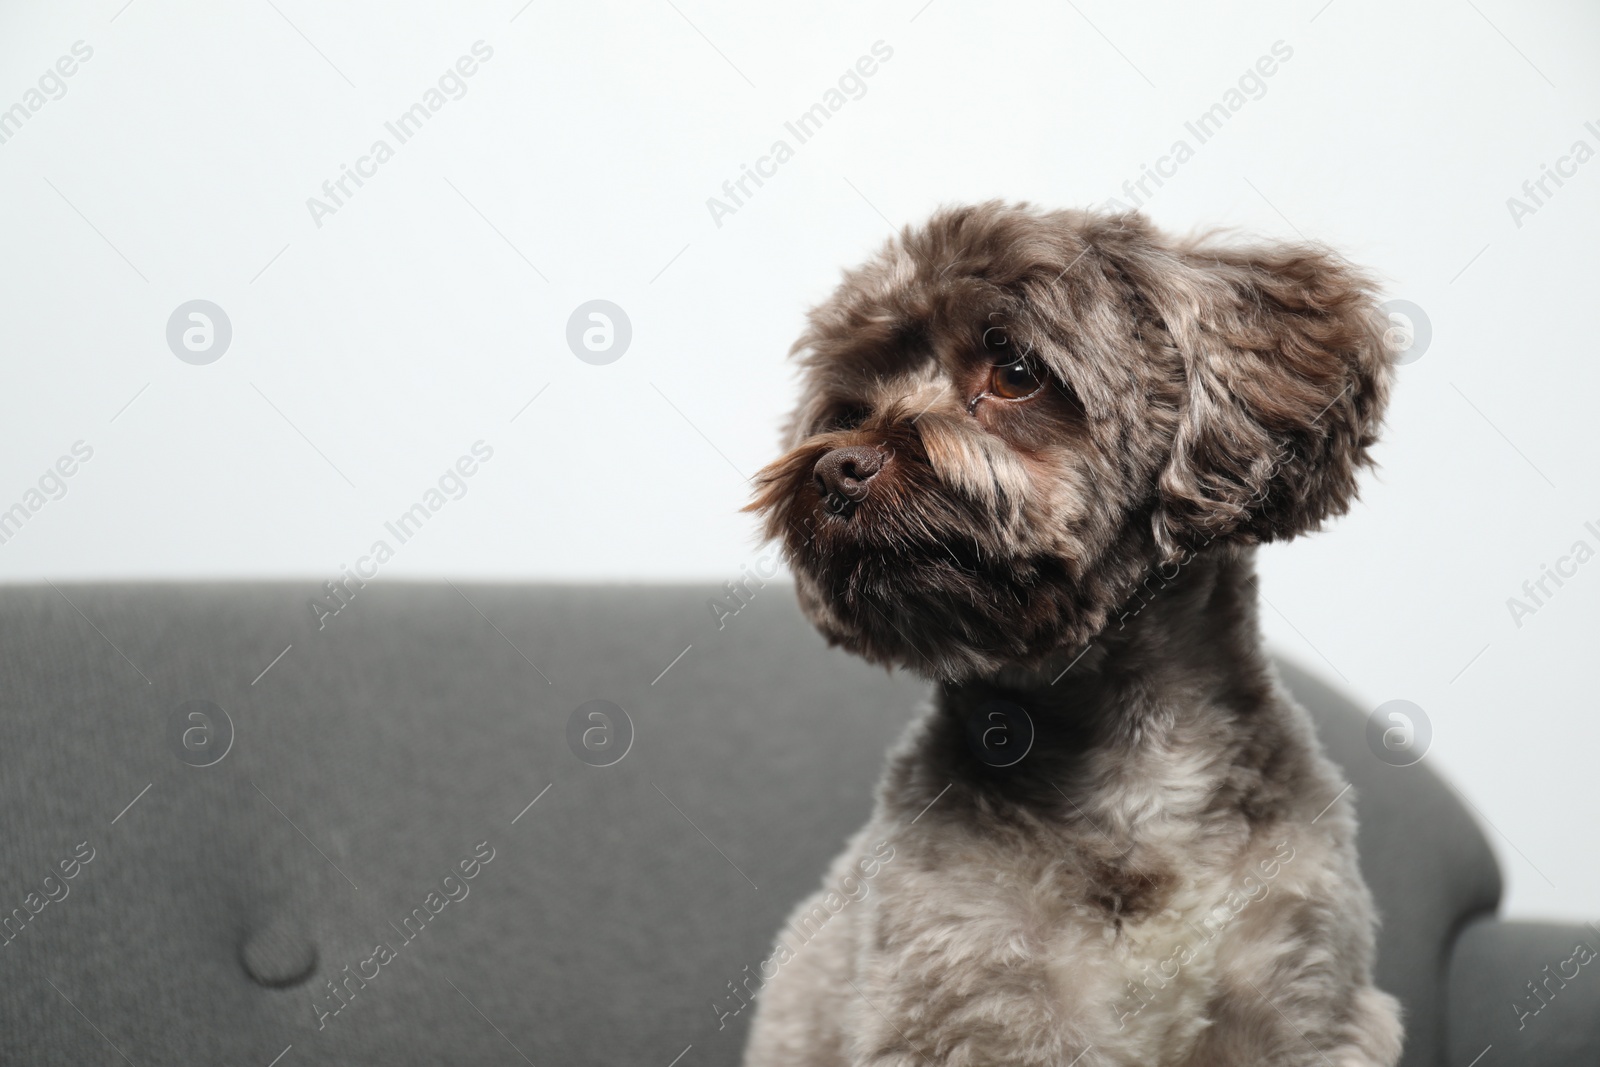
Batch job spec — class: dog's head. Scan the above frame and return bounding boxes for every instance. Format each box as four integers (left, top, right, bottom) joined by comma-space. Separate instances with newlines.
747, 202, 1391, 680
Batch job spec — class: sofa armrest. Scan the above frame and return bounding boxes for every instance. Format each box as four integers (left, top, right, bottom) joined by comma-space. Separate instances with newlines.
1445, 917, 1600, 1067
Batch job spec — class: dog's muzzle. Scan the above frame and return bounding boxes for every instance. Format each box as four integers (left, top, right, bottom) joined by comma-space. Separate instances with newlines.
813, 445, 885, 516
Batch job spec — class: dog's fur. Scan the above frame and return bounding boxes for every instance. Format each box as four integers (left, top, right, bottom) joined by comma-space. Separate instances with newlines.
742, 203, 1402, 1066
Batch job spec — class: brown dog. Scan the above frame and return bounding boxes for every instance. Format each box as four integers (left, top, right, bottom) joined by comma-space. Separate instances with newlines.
743, 203, 1402, 1066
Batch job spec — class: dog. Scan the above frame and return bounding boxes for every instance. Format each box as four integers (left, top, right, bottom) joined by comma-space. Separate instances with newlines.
742, 203, 1403, 1066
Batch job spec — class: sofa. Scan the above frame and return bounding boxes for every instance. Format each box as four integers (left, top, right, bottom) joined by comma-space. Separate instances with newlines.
1, 581, 1595, 1065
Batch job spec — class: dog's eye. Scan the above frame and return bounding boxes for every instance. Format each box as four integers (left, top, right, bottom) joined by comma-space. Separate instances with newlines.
820, 405, 870, 432
988, 359, 1043, 400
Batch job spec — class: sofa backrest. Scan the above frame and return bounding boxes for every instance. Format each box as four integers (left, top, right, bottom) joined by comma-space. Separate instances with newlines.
0, 583, 1499, 1066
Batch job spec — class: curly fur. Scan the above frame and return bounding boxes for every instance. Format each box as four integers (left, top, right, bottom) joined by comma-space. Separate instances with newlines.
742, 202, 1402, 1066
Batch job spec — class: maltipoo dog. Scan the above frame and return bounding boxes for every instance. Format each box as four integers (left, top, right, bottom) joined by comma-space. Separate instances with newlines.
743, 203, 1402, 1067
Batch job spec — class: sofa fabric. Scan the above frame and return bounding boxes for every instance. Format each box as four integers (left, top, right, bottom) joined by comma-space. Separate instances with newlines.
1447, 918, 1600, 1067
0, 582, 1588, 1066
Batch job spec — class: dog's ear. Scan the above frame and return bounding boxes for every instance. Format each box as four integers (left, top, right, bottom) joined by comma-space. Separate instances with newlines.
1141, 237, 1392, 560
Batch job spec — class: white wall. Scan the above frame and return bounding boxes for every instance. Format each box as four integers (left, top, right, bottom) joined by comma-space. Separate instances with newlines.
0, 0, 1595, 920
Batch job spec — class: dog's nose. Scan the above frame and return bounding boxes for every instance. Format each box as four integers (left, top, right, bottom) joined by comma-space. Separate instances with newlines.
814, 445, 885, 504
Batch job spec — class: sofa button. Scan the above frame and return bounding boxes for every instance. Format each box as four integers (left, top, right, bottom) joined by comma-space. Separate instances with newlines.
240, 914, 318, 988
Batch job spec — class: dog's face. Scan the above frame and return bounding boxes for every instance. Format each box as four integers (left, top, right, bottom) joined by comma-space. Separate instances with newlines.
748, 203, 1391, 680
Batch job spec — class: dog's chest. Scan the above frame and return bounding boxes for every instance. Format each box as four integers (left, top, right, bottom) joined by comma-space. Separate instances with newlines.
869, 828, 1254, 1065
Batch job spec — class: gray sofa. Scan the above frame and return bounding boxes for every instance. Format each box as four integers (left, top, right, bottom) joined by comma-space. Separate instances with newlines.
1, 582, 1595, 1066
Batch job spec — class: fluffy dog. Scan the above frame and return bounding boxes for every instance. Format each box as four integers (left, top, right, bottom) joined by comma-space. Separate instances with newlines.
742, 203, 1402, 1066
